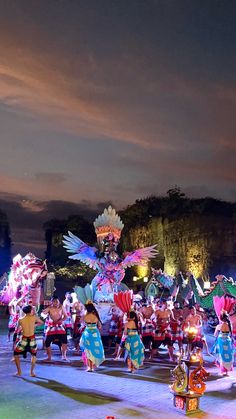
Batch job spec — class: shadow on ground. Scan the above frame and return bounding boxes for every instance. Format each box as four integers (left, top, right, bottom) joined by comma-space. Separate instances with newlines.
206, 381, 236, 400
22, 376, 121, 405
95, 366, 171, 384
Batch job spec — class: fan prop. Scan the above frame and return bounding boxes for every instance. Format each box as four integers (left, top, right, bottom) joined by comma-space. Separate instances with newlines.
74, 284, 94, 305
213, 295, 236, 319
114, 290, 133, 313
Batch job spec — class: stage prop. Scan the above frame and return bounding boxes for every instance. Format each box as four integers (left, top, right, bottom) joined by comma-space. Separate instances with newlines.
63, 206, 158, 304
170, 350, 209, 414
0, 253, 48, 306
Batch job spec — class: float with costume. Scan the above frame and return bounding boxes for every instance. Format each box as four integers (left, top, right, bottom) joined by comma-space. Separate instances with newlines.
0, 253, 47, 309
63, 206, 157, 306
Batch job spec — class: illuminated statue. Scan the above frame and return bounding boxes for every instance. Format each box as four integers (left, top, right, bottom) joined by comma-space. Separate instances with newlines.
63, 206, 158, 302
0, 253, 47, 306
145, 268, 179, 299
183, 273, 236, 309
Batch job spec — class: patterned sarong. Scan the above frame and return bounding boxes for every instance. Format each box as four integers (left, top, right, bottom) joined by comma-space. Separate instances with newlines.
124, 329, 145, 369
142, 319, 154, 337
63, 312, 73, 329
45, 320, 66, 336
109, 317, 119, 336
153, 323, 172, 341
14, 335, 37, 356
216, 332, 234, 373
80, 323, 105, 367
170, 320, 183, 342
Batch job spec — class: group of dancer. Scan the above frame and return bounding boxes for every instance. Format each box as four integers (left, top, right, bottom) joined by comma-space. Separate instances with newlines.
7, 291, 235, 377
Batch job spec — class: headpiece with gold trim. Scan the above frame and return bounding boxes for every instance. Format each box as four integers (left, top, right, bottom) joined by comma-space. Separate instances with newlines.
93, 206, 124, 244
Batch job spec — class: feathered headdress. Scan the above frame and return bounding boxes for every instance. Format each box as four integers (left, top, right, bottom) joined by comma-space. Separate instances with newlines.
93, 206, 124, 244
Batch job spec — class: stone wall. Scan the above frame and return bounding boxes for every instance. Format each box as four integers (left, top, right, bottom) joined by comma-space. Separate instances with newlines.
123, 214, 236, 279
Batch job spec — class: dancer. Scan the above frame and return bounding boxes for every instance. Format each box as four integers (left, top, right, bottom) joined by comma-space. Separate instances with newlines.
72, 300, 85, 352
151, 299, 175, 361
14, 305, 43, 377
213, 311, 234, 376
63, 292, 73, 336
123, 310, 145, 373
183, 306, 204, 355
140, 302, 154, 354
171, 301, 183, 351
42, 296, 68, 361
108, 306, 120, 350
113, 311, 126, 360
80, 301, 105, 372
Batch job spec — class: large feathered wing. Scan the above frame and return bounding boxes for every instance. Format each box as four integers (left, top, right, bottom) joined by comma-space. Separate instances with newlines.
121, 245, 158, 269
63, 231, 99, 269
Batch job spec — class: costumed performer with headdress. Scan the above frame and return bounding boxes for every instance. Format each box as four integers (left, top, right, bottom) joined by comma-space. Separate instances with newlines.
123, 310, 145, 373
213, 310, 234, 376
80, 301, 105, 372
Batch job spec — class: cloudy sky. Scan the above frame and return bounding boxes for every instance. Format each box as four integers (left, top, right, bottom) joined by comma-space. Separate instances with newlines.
0, 0, 235, 256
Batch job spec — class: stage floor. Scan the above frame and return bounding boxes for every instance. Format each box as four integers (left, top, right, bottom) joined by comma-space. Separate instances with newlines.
0, 326, 236, 419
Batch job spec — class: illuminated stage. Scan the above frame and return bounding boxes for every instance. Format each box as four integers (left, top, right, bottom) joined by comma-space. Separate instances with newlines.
0, 328, 235, 419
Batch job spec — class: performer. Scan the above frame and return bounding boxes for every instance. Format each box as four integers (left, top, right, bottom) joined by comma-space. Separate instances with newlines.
150, 299, 175, 361
63, 292, 73, 336
213, 311, 234, 376
140, 302, 154, 353
113, 312, 126, 359
72, 300, 85, 352
183, 306, 204, 355
80, 301, 105, 372
14, 305, 43, 376
108, 306, 120, 349
123, 310, 145, 373
171, 301, 183, 351
42, 296, 68, 361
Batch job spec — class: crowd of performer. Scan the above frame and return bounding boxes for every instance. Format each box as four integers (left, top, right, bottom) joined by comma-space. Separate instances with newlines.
5, 290, 236, 378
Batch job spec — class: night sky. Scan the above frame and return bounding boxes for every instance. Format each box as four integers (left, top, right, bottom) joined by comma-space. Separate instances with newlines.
0, 0, 235, 256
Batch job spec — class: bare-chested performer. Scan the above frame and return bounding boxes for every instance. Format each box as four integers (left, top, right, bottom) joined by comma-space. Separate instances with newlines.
42, 296, 68, 361
72, 299, 85, 352
140, 301, 154, 352
170, 301, 184, 351
14, 305, 43, 377
183, 306, 204, 355
63, 292, 73, 336
151, 299, 175, 361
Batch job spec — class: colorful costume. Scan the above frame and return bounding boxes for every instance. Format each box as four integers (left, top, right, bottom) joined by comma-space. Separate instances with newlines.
45, 320, 67, 347
152, 320, 172, 349
215, 332, 234, 373
109, 315, 119, 337
141, 318, 154, 347
14, 335, 37, 357
80, 322, 105, 367
63, 312, 73, 330
170, 319, 183, 343
8, 313, 19, 333
124, 328, 145, 369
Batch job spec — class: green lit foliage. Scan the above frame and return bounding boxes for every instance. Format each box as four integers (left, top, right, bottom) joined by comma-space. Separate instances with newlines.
52, 263, 96, 281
